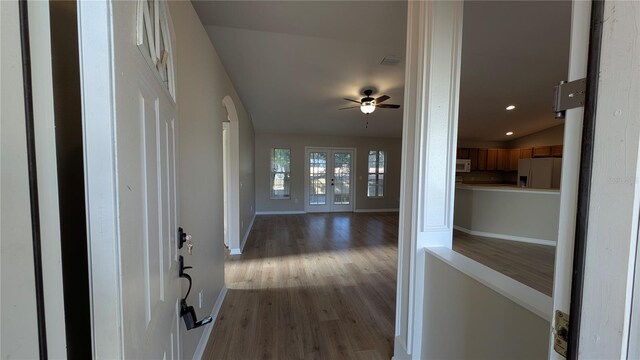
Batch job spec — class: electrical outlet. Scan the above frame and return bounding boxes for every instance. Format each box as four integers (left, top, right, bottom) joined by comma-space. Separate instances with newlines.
199, 290, 204, 308
294, 198, 298, 204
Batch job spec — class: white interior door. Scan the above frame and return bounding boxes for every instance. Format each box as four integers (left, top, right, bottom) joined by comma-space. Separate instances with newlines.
305, 147, 355, 212
79, 1, 182, 358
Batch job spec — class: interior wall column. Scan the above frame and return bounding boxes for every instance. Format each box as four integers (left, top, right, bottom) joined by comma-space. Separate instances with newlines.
394, 1, 463, 358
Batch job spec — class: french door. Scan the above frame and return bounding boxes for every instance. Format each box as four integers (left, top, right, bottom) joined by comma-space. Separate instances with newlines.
305, 147, 355, 212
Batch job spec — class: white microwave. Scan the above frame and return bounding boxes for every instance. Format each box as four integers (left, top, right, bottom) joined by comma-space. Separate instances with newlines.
456, 159, 471, 173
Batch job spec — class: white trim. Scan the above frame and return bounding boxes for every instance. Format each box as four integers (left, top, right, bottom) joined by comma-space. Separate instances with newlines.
393, 336, 411, 360
426, 247, 553, 321
229, 213, 256, 255
453, 225, 556, 247
240, 213, 256, 253
222, 96, 241, 252
78, 1, 123, 358
394, 2, 464, 357
578, 2, 640, 357
255, 210, 306, 215
353, 208, 400, 213
192, 285, 228, 360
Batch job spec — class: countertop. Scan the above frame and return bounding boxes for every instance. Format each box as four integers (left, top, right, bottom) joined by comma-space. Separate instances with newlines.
455, 183, 560, 194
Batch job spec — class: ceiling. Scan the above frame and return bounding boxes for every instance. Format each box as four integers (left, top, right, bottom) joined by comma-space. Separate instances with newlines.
191, 0, 571, 141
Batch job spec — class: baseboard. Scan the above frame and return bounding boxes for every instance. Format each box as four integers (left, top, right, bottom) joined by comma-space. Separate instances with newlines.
255, 210, 306, 215
240, 213, 256, 253
453, 225, 556, 246
392, 336, 411, 360
192, 285, 228, 360
353, 208, 400, 213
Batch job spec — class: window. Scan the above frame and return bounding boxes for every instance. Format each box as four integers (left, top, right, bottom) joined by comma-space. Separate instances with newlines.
136, 0, 176, 100
368, 150, 385, 197
271, 148, 291, 199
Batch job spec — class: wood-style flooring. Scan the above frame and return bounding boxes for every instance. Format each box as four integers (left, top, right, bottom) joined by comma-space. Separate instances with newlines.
452, 230, 555, 296
202, 213, 556, 360
203, 212, 399, 360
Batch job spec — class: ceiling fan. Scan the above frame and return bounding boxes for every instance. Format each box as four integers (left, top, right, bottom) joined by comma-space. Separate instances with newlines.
340, 89, 401, 114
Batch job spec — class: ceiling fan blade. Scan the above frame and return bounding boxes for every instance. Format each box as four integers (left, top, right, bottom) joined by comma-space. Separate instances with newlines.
375, 95, 390, 104
338, 105, 360, 110
376, 104, 401, 109
343, 98, 361, 104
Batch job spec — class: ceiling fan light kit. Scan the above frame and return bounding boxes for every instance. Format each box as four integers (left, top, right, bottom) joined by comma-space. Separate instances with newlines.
341, 88, 400, 115
361, 101, 376, 114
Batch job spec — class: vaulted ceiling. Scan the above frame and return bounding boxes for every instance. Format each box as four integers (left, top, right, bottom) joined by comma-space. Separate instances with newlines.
192, 0, 571, 141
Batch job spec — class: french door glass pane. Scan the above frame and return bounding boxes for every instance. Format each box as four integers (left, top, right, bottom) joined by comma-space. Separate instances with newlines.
333, 152, 351, 205
309, 152, 327, 205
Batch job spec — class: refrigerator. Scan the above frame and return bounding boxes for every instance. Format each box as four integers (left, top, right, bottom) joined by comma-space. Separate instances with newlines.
518, 158, 562, 189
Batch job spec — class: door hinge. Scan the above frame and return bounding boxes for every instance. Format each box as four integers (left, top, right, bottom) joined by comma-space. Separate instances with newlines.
553, 78, 586, 119
553, 310, 569, 358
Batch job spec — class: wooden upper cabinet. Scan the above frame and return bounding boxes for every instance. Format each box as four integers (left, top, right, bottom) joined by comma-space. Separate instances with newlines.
477, 149, 488, 170
509, 149, 521, 171
469, 148, 479, 171
520, 148, 533, 159
551, 145, 563, 157
486, 149, 498, 170
496, 149, 508, 171
457, 148, 470, 159
533, 146, 552, 157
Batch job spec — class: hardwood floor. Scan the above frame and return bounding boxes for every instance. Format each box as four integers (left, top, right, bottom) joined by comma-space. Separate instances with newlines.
203, 212, 399, 360
202, 213, 556, 360
452, 230, 555, 296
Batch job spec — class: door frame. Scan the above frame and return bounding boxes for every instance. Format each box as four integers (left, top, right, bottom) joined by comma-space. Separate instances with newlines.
78, 0, 182, 357
304, 146, 357, 213
394, 1, 601, 358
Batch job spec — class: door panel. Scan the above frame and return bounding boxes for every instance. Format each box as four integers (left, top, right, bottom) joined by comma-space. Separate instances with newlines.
309, 151, 328, 209
332, 152, 352, 211
306, 148, 354, 212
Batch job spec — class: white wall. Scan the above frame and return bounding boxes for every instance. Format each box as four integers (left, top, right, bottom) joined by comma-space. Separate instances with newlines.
255, 132, 402, 212
169, 1, 255, 358
1, 1, 68, 358
454, 187, 560, 243
422, 253, 550, 359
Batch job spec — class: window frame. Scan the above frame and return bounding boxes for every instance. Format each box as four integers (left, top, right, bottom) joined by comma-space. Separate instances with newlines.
367, 150, 386, 198
270, 148, 291, 200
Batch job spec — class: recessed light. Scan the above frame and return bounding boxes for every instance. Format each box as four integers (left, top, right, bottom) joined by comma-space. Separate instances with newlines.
506, 131, 514, 136
506, 105, 516, 111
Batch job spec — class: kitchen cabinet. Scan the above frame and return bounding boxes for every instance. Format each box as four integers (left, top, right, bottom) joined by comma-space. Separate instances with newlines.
551, 145, 563, 157
509, 149, 521, 170
533, 146, 552, 157
457, 148, 469, 159
497, 149, 508, 171
486, 149, 498, 170
459, 145, 561, 172
469, 148, 479, 171
478, 149, 487, 170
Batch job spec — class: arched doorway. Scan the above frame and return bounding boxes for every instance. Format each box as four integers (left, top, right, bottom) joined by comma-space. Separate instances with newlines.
222, 95, 241, 254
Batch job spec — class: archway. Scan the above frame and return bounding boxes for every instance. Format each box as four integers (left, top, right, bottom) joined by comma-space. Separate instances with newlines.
222, 95, 242, 254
